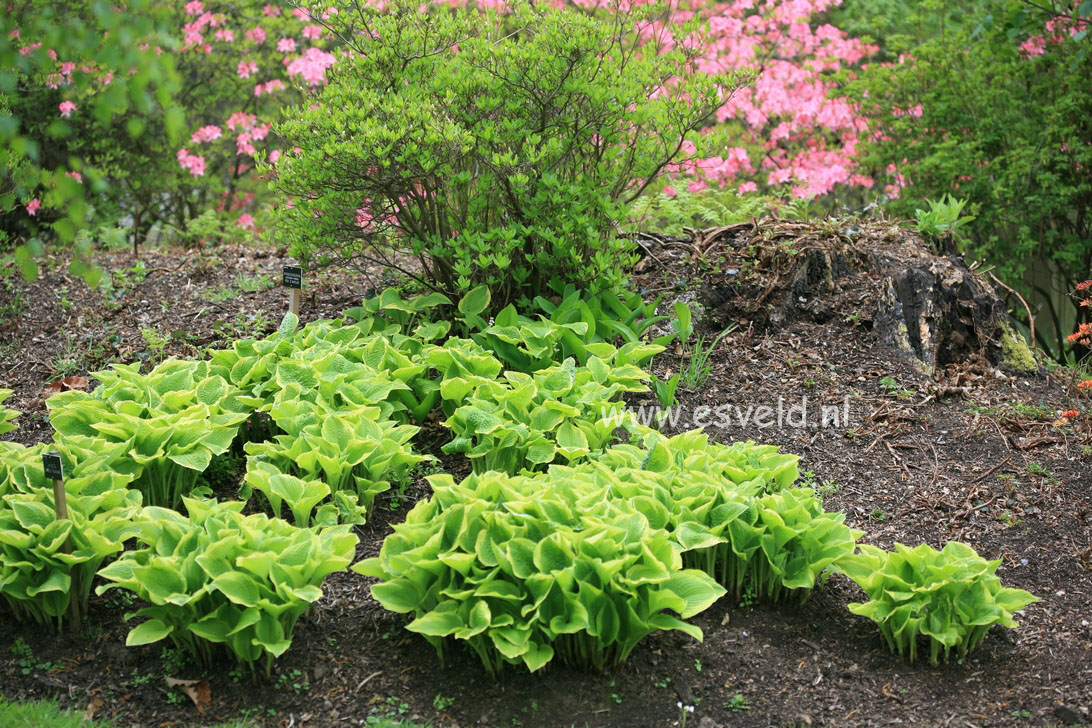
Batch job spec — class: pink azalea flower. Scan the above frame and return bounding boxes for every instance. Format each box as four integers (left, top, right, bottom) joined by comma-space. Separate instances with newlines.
286, 47, 337, 86
214, 28, 234, 43
184, 0, 204, 15
237, 60, 258, 78
276, 38, 296, 53
302, 25, 323, 40
246, 27, 267, 45
65, 171, 83, 183
226, 112, 258, 131
263, 5, 282, 16
58, 100, 77, 118
237, 213, 256, 230
191, 125, 222, 143
26, 198, 41, 216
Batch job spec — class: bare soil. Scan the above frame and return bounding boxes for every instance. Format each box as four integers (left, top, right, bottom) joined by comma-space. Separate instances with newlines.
0, 229, 1090, 728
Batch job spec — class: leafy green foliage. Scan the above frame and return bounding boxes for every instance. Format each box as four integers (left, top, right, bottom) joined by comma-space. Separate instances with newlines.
596, 431, 856, 602
842, 0, 1092, 352
0, 388, 19, 434
97, 497, 358, 675
272, 0, 740, 306
46, 359, 250, 508
626, 187, 780, 236
838, 541, 1039, 664
0, 439, 141, 630
440, 355, 651, 475
355, 466, 725, 674
914, 195, 975, 243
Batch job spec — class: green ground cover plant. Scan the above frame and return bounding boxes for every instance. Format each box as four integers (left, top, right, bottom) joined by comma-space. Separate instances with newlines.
837, 541, 1039, 664
0, 439, 141, 630
97, 497, 358, 675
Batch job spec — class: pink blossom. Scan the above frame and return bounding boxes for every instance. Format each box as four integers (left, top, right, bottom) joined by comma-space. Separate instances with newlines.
302, 25, 323, 40
58, 100, 77, 118
269, 149, 282, 164
184, 0, 204, 15
246, 27, 267, 45
263, 5, 282, 16
65, 171, 83, 183
191, 125, 222, 143
26, 198, 40, 216
237, 60, 258, 78
214, 28, 234, 43
176, 148, 207, 177
738, 181, 758, 195
227, 112, 258, 131
286, 47, 337, 86
276, 38, 296, 53
236, 132, 257, 156
237, 213, 256, 230
1020, 36, 1047, 56
662, 186, 676, 198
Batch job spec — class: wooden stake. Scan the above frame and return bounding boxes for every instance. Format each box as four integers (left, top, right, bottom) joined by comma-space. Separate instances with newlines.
283, 264, 303, 316
42, 452, 80, 628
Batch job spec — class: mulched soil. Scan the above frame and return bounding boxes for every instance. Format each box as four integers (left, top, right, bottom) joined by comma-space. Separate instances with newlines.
0, 229, 1090, 728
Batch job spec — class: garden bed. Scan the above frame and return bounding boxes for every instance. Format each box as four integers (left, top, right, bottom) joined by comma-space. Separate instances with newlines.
0, 227, 1090, 727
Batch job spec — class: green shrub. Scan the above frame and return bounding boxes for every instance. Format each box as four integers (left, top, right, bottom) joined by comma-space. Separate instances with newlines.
838, 541, 1039, 664
96, 497, 358, 675
271, 0, 739, 307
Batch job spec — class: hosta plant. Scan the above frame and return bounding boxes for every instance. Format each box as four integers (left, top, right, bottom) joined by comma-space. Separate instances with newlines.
243, 458, 368, 528
46, 360, 250, 508
245, 401, 426, 512
441, 357, 650, 474
96, 497, 358, 675
838, 542, 1039, 664
0, 441, 141, 630
355, 468, 725, 674
597, 432, 855, 602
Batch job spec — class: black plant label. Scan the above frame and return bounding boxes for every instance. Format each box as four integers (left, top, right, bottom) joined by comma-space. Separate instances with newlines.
42, 451, 63, 480
283, 265, 303, 289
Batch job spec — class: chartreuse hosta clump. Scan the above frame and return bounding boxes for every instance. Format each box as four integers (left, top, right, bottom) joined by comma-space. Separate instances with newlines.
355, 467, 725, 675
441, 356, 652, 474
46, 359, 250, 508
595, 431, 857, 602
96, 497, 358, 675
0, 389, 20, 435
838, 542, 1039, 665
245, 402, 426, 512
0, 440, 142, 631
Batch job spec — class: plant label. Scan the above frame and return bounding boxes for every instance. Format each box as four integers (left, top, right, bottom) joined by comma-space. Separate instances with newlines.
282, 265, 303, 289
42, 451, 63, 480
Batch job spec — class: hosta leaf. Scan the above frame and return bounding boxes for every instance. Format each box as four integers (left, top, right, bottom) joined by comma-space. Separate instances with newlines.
127, 619, 172, 646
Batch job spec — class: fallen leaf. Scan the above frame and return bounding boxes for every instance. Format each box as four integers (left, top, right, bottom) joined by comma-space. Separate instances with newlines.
43, 376, 90, 398
165, 677, 211, 713
82, 695, 103, 721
